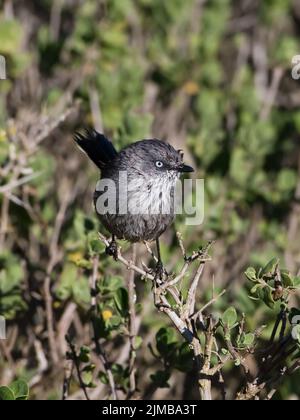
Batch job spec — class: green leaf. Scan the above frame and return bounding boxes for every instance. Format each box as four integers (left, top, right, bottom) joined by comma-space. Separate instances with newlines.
55, 263, 77, 301
79, 346, 90, 363
98, 371, 109, 385
107, 315, 122, 328
72, 276, 91, 305
92, 315, 109, 339
175, 343, 193, 372
293, 277, 300, 288
221, 307, 237, 329
114, 287, 129, 317
81, 364, 96, 387
10, 380, 29, 400
0, 386, 15, 400
82, 371, 93, 387
281, 270, 293, 288
84, 217, 95, 232
0, 252, 26, 319
0, 20, 23, 54
87, 231, 105, 255
75, 258, 92, 269
250, 283, 264, 295
263, 287, 275, 309
134, 336, 143, 350
110, 363, 129, 389
102, 276, 123, 292
156, 327, 176, 357
261, 258, 278, 276
242, 333, 255, 347
277, 169, 297, 193
245, 267, 257, 282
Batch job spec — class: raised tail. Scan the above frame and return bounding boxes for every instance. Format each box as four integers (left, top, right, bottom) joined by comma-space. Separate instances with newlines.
74, 129, 118, 169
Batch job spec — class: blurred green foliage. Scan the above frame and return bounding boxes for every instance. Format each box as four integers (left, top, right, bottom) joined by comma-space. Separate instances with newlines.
0, 379, 29, 400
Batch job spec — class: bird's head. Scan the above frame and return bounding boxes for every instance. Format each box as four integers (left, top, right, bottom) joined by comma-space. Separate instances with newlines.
119, 139, 194, 180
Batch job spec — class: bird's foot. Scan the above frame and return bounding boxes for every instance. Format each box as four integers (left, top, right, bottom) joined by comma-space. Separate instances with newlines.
154, 260, 165, 282
106, 239, 118, 261
149, 261, 168, 284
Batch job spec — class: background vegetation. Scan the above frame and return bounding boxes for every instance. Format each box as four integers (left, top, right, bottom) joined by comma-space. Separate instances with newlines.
0, 0, 300, 400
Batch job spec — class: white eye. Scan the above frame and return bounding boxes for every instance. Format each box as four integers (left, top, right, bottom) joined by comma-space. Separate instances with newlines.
155, 161, 164, 168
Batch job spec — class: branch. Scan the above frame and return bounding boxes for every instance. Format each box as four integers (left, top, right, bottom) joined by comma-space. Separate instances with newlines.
98, 233, 195, 343
65, 335, 90, 401
127, 244, 138, 398
90, 256, 118, 400
98, 232, 215, 400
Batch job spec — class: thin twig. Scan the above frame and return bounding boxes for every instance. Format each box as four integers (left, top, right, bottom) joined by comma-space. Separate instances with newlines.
191, 289, 226, 320
62, 359, 74, 400
65, 336, 90, 401
44, 189, 72, 365
127, 244, 138, 398
90, 256, 118, 400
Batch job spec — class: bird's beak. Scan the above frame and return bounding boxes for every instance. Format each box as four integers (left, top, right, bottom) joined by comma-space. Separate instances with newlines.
178, 164, 194, 173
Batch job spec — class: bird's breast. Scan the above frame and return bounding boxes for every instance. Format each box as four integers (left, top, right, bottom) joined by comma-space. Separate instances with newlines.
126, 175, 176, 216
94, 174, 177, 241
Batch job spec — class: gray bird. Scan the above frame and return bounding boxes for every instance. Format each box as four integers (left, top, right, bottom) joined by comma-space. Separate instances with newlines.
74, 129, 194, 277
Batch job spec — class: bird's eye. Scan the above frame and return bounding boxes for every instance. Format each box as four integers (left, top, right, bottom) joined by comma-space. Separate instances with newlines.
155, 161, 164, 168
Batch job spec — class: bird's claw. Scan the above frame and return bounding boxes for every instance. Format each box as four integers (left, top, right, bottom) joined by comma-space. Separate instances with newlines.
106, 240, 118, 261
155, 260, 165, 281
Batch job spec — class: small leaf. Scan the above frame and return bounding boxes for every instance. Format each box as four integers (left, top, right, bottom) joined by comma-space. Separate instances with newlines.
82, 364, 95, 387
156, 327, 176, 357
114, 287, 129, 317
108, 315, 122, 327
242, 333, 255, 347
98, 371, 109, 384
245, 267, 257, 282
0, 20, 23, 54
250, 283, 264, 295
82, 371, 93, 387
0, 386, 15, 400
293, 277, 300, 288
103, 276, 123, 292
175, 343, 193, 372
75, 258, 93, 269
88, 236, 105, 255
134, 336, 143, 349
281, 270, 294, 288
261, 258, 278, 276
222, 307, 237, 329
84, 217, 95, 232
263, 287, 275, 309
10, 379, 29, 400
79, 346, 90, 363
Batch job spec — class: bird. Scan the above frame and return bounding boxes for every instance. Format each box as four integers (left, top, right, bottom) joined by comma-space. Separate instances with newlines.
74, 129, 194, 278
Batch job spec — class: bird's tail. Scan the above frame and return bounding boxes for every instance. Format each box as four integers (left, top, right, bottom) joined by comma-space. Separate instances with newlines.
74, 129, 118, 169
